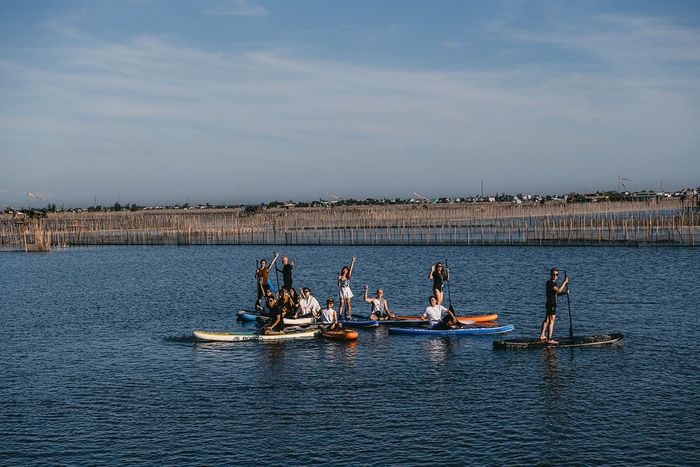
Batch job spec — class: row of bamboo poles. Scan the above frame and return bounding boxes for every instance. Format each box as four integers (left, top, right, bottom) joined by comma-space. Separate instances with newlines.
1, 198, 698, 251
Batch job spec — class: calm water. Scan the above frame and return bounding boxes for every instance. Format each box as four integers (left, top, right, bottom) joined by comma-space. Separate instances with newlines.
1, 246, 698, 465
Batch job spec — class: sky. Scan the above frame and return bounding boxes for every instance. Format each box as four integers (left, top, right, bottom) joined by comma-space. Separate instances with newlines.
1, 0, 699, 207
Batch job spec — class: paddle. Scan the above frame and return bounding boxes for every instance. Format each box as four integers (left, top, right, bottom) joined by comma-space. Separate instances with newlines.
444, 258, 455, 314
564, 270, 573, 339
273, 251, 280, 291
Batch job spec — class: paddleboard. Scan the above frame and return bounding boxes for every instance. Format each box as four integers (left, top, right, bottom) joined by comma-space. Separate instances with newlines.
339, 318, 380, 328
395, 313, 497, 324
193, 328, 318, 342
238, 311, 316, 325
320, 329, 359, 341
493, 332, 624, 349
388, 324, 515, 336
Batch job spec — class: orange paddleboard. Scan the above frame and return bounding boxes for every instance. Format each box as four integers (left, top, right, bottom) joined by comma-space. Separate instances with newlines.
320, 329, 359, 341
395, 313, 498, 323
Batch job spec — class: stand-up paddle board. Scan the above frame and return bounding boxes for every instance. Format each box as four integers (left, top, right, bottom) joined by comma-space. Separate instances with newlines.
493, 333, 624, 349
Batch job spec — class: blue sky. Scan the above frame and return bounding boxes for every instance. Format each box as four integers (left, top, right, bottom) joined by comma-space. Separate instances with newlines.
1, 0, 699, 206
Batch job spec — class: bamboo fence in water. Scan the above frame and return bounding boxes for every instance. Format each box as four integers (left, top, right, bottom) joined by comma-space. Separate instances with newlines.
1, 198, 698, 251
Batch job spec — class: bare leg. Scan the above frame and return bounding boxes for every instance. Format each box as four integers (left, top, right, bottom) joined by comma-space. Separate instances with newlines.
346, 298, 352, 319
339, 296, 346, 318
547, 315, 556, 341
539, 316, 550, 340
434, 289, 443, 305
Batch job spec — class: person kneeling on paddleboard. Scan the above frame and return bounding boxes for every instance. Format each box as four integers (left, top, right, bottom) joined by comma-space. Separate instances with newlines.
262, 297, 285, 335
363, 285, 396, 320
319, 298, 342, 331
421, 296, 461, 330
539, 267, 570, 344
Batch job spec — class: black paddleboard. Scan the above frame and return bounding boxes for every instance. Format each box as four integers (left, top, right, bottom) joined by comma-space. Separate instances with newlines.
493, 332, 624, 350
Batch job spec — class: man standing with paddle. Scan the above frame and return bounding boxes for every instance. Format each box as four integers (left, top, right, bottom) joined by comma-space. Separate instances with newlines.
539, 267, 569, 344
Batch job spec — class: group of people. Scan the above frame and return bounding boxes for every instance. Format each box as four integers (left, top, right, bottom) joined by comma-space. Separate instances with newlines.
253, 254, 572, 340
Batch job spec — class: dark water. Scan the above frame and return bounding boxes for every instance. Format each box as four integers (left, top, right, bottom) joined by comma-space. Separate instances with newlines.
1, 246, 698, 465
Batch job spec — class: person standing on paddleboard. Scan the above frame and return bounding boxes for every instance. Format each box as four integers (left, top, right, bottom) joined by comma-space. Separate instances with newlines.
539, 267, 569, 344
428, 262, 449, 305
276, 256, 295, 291
255, 254, 279, 310
338, 256, 356, 319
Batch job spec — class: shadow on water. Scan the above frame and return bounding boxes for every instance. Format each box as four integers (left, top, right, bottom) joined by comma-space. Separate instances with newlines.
163, 334, 198, 344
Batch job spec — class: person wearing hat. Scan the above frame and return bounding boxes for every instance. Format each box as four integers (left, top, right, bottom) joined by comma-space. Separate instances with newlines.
539, 267, 569, 344
319, 298, 341, 331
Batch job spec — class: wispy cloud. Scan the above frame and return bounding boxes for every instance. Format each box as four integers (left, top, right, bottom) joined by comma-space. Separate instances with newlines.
204, 0, 267, 17
1, 13, 698, 203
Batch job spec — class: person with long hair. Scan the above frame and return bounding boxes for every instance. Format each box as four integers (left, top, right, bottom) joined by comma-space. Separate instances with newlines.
338, 256, 356, 319
428, 262, 449, 305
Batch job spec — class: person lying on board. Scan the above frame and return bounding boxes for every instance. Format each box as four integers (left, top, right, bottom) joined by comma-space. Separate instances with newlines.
363, 284, 396, 320
319, 298, 342, 331
297, 288, 321, 318
428, 261, 449, 305
261, 297, 286, 335
421, 296, 463, 330
539, 267, 570, 344
255, 253, 279, 310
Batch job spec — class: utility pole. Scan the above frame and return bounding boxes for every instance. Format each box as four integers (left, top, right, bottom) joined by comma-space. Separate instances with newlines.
481, 180, 484, 198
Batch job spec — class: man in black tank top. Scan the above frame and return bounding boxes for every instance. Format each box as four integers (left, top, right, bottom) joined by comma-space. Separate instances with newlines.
539, 267, 569, 343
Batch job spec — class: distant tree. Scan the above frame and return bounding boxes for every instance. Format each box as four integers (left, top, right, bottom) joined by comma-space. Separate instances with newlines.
113, 202, 123, 212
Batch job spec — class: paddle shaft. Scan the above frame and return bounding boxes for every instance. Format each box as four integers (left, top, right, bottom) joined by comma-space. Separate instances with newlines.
444, 258, 455, 314
564, 271, 573, 339
273, 251, 280, 290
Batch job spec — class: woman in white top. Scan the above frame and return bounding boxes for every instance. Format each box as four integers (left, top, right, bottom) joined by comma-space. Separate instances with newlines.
337, 256, 356, 319
363, 285, 395, 320
297, 288, 321, 318
320, 298, 341, 330
422, 296, 458, 330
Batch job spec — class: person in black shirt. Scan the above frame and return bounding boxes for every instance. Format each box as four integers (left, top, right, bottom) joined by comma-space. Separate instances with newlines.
539, 267, 569, 343
428, 262, 449, 305
262, 297, 286, 334
277, 256, 295, 291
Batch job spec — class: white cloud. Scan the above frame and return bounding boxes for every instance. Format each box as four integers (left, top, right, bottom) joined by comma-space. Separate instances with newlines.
1, 15, 699, 204
204, 0, 267, 17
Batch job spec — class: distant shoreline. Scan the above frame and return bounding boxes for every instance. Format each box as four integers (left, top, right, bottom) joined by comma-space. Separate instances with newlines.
1, 199, 698, 251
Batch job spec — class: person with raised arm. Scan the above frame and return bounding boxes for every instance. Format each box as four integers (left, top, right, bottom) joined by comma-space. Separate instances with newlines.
428, 262, 449, 305
338, 256, 356, 319
255, 253, 279, 310
363, 284, 395, 320
276, 256, 295, 291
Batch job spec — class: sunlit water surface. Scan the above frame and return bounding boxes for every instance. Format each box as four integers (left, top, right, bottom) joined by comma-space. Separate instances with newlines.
1, 246, 697, 465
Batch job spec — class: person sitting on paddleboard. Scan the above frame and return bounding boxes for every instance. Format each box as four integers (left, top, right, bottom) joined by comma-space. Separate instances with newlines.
338, 256, 356, 319
276, 256, 295, 291
278, 288, 296, 318
320, 298, 342, 331
539, 267, 570, 344
298, 288, 321, 318
422, 296, 460, 330
262, 296, 285, 335
363, 284, 396, 320
255, 254, 279, 310
428, 262, 449, 305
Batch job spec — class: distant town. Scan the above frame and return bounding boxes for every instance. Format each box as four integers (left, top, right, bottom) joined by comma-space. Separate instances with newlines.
3, 186, 699, 216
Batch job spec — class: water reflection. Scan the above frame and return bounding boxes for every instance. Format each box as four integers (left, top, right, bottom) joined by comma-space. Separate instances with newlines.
422, 337, 454, 366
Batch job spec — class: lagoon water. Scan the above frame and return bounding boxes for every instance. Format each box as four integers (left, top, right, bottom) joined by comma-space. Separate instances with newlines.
1, 245, 698, 465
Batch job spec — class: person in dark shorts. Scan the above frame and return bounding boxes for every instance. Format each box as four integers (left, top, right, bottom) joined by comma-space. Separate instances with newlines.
539, 267, 569, 343
255, 254, 279, 310
262, 297, 285, 334
276, 256, 295, 291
